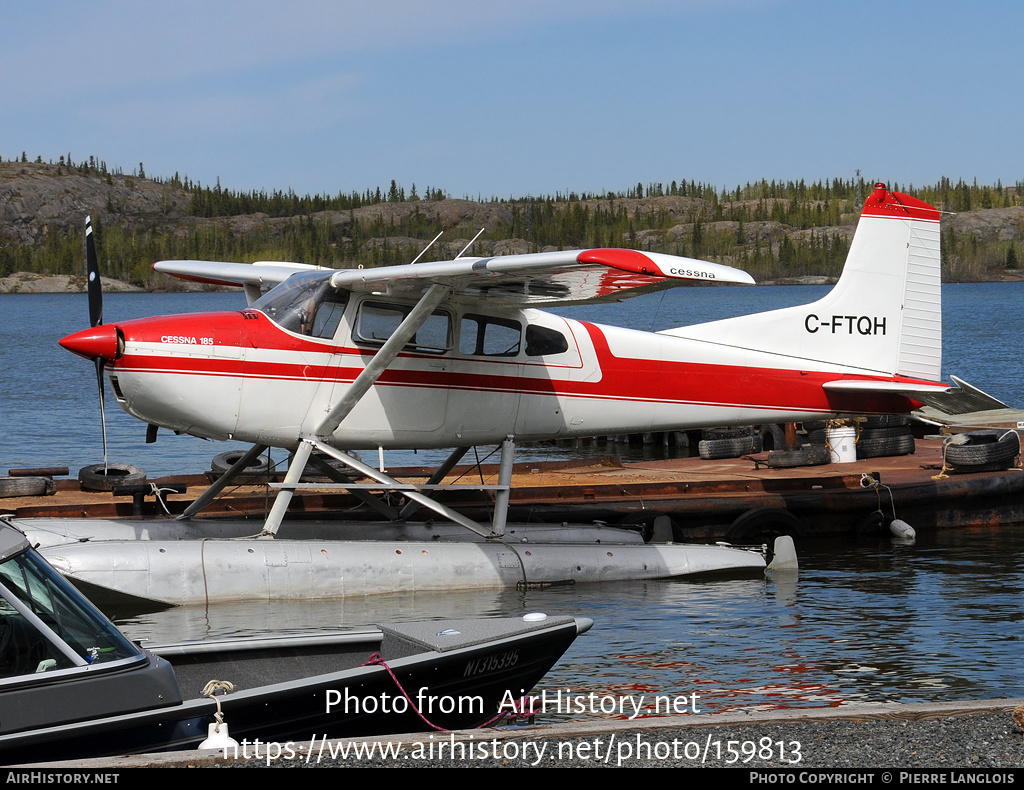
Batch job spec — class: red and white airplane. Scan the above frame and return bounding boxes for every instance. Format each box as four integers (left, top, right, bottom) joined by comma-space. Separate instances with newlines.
58, 183, 984, 533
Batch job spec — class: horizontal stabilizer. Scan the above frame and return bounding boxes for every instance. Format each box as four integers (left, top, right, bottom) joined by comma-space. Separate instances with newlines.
915, 375, 1009, 415
823, 376, 1008, 415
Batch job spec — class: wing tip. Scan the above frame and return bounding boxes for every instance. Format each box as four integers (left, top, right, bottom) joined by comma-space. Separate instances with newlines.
579, 248, 755, 285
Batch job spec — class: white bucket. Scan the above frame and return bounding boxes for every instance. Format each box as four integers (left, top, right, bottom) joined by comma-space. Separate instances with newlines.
828, 426, 857, 463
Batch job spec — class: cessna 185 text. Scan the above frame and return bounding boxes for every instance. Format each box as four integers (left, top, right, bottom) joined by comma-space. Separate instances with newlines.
57, 183, 983, 534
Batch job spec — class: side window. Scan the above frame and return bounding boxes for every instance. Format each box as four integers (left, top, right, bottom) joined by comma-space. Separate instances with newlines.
0, 607, 73, 678
354, 302, 451, 354
309, 292, 348, 339
460, 314, 522, 357
0, 549, 141, 678
525, 324, 569, 356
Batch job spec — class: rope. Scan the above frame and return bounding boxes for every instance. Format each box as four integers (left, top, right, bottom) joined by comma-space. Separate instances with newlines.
360, 653, 537, 731
148, 483, 176, 516
360, 653, 447, 731
931, 435, 961, 480
860, 474, 897, 522
202, 679, 235, 731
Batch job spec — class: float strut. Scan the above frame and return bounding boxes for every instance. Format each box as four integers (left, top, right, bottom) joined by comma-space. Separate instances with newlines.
177, 443, 269, 520
490, 436, 515, 537
260, 441, 313, 537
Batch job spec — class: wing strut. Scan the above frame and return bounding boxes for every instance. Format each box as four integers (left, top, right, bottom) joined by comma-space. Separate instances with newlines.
260, 283, 460, 536
316, 283, 449, 438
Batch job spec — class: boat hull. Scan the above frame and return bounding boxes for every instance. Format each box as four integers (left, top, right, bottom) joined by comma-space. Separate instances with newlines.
1, 616, 589, 764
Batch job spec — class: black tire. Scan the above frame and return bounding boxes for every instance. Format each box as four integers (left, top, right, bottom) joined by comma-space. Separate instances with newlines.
211, 451, 273, 478
943, 430, 1020, 470
855, 510, 888, 535
699, 434, 762, 460
806, 429, 828, 446
725, 506, 805, 541
759, 424, 787, 452
859, 425, 914, 441
856, 434, 916, 459
767, 444, 830, 468
78, 463, 147, 492
863, 414, 911, 428
0, 477, 57, 498
701, 426, 756, 441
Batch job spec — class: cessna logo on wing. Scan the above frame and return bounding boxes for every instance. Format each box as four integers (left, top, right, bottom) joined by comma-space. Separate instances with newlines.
804, 314, 887, 335
668, 267, 715, 279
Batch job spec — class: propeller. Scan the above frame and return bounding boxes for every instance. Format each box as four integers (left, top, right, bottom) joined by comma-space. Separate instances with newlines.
85, 216, 109, 472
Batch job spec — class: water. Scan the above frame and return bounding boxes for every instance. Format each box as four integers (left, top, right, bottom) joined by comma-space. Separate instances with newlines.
3, 283, 1024, 718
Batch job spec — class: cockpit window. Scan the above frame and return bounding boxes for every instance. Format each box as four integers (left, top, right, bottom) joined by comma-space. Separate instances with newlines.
354, 302, 452, 354
251, 271, 349, 339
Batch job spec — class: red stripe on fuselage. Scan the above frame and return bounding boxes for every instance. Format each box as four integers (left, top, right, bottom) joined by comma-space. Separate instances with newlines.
575, 323, 927, 414
111, 309, 928, 414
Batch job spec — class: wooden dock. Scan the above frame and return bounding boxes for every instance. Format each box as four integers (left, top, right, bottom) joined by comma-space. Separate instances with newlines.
4, 433, 1023, 541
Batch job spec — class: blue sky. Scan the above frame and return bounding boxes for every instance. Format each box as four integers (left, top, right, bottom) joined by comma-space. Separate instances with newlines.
3, 1, 1021, 199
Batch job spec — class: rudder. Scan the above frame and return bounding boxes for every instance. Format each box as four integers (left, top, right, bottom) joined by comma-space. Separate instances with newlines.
662, 183, 942, 381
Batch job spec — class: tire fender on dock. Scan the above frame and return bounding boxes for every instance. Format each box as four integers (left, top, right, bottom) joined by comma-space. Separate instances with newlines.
725, 507, 805, 541
77, 463, 147, 492
942, 430, 1021, 471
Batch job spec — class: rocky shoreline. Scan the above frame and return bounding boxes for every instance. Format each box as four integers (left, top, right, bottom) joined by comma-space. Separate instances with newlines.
0, 271, 221, 294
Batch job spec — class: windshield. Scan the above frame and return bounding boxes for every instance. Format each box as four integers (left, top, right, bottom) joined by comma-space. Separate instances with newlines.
251, 271, 349, 338
0, 547, 142, 678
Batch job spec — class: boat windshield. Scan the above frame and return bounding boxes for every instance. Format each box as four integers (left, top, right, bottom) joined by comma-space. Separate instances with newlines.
0, 547, 142, 678
251, 271, 349, 338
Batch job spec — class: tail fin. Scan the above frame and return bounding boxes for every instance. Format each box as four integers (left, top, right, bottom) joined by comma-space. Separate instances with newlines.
663, 183, 942, 382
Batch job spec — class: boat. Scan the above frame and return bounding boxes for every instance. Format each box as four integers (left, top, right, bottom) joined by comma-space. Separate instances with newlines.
4, 515, 789, 608
0, 521, 591, 764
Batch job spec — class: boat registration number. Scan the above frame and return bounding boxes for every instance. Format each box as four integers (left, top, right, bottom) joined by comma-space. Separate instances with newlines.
464, 649, 520, 676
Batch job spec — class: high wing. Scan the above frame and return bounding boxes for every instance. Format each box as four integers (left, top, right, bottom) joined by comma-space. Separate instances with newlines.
152, 260, 328, 288
154, 248, 754, 307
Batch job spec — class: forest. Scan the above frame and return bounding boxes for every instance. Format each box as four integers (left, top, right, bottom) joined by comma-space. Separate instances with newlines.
1, 154, 1022, 289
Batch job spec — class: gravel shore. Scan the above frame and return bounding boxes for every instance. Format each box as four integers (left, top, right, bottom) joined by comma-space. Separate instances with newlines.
26, 699, 1024, 770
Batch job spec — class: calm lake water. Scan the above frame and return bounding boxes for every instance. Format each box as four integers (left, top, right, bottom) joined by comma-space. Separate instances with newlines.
2, 283, 1024, 718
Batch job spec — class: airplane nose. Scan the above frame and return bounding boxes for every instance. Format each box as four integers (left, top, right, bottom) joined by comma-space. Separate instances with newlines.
59, 325, 123, 361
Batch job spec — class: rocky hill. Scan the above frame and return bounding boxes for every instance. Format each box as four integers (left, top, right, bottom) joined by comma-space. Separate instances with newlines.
2, 159, 1022, 292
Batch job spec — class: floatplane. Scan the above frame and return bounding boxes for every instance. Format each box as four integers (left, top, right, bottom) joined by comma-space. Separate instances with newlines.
9, 184, 998, 606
